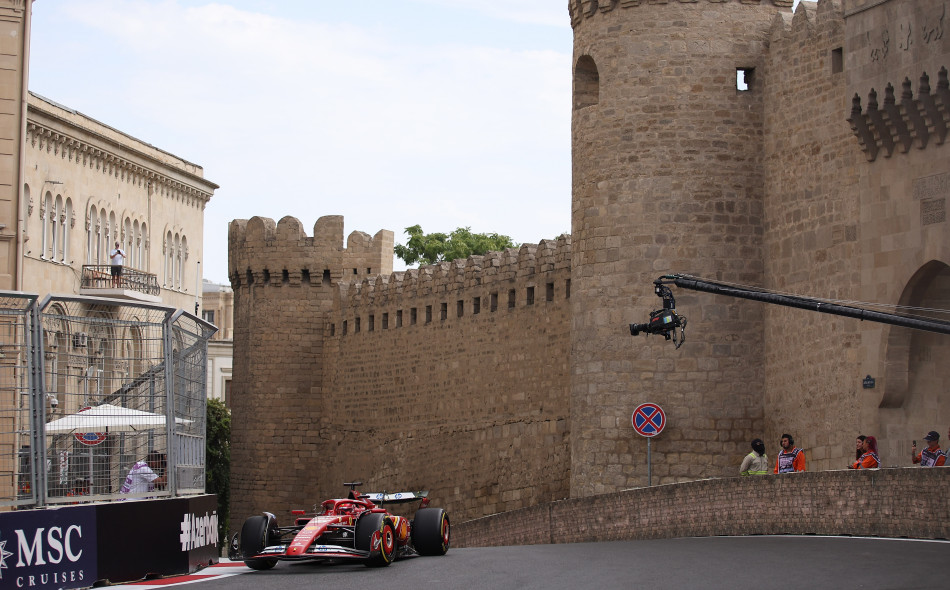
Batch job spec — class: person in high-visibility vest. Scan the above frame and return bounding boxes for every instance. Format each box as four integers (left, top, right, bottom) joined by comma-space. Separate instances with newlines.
739, 438, 769, 476
912, 431, 947, 467
774, 433, 806, 473
850, 435, 879, 469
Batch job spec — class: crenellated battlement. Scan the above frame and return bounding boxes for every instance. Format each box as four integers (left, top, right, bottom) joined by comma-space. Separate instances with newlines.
227, 215, 393, 288
767, 0, 841, 42
335, 235, 572, 321
848, 67, 950, 162
568, 0, 794, 28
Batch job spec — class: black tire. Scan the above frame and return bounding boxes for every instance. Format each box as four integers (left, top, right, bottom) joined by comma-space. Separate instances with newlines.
240, 515, 278, 570
412, 508, 450, 556
356, 512, 396, 567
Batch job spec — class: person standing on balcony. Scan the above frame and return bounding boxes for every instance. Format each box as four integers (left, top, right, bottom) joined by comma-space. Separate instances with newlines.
110, 241, 126, 287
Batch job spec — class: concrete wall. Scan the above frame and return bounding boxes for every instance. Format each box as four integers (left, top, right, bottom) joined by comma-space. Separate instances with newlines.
455, 468, 950, 547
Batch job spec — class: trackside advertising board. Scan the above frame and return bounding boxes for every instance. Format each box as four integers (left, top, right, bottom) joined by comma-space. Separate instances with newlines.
0, 495, 218, 590
0, 505, 97, 590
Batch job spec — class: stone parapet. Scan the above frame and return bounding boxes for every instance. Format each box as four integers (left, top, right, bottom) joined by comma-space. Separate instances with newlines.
455, 468, 950, 546
568, 0, 795, 27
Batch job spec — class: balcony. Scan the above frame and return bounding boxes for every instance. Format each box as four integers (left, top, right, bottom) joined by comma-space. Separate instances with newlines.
80, 265, 162, 303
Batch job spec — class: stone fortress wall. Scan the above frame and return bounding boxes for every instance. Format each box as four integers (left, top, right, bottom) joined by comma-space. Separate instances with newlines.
229, 0, 950, 529
229, 216, 572, 524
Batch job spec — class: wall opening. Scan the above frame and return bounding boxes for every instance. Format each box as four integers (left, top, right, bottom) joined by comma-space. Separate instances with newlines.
737, 68, 754, 91
832, 47, 843, 74
574, 55, 599, 110
879, 261, 950, 465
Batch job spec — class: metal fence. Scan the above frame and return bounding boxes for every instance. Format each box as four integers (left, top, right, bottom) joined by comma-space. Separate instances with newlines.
0, 292, 215, 509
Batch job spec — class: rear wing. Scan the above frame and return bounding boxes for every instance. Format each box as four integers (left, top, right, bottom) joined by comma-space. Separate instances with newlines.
360, 491, 429, 504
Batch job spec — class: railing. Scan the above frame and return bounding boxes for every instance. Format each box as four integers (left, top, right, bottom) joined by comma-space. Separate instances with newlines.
81, 265, 161, 296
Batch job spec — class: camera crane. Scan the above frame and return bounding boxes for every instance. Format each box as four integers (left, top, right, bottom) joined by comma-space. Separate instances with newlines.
630, 274, 950, 348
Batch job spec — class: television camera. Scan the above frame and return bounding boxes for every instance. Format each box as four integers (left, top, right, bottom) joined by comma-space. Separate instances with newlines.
629, 279, 687, 349
630, 274, 950, 351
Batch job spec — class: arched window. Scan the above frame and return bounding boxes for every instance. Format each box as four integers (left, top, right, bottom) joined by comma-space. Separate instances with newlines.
174, 233, 182, 289
574, 55, 600, 110
40, 193, 55, 260
99, 209, 108, 264
140, 222, 148, 270
132, 220, 141, 269
164, 230, 173, 287
86, 206, 97, 264
179, 235, 188, 290
51, 195, 62, 261
61, 197, 72, 262
124, 217, 133, 268
106, 211, 115, 261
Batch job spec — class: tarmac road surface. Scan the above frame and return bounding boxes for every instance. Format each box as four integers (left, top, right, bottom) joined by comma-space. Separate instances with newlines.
135, 535, 949, 590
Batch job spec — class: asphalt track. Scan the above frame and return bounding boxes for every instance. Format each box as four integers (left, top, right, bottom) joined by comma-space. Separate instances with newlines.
131, 535, 949, 590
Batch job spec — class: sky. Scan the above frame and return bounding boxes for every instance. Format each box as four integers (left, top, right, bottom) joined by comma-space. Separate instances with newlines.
27, 0, 811, 284
28, 0, 573, 283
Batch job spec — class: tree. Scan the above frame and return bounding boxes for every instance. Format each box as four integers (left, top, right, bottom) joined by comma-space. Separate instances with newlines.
394, 225, 517, 266
206, 398, 230, 548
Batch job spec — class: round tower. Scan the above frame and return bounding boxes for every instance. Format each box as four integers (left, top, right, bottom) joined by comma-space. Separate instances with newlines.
569, 0, 792, 496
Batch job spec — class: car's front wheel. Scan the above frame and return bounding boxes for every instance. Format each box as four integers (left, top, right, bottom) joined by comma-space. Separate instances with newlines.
356, 512, 396, 567
240, 515, 278, 570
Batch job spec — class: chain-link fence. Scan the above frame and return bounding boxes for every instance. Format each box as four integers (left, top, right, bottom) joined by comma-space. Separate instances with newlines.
0, 293, 214, 509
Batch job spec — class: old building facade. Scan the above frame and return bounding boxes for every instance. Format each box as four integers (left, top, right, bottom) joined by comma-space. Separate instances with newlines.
229, 0, 949, 526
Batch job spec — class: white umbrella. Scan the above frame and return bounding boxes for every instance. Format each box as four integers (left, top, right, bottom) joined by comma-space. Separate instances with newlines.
45, 403, 191, 433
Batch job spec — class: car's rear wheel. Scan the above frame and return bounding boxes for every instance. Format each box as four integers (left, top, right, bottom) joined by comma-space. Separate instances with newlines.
356, 512, 396, 567
240, 515, 278, 570
412, 508, 450, 556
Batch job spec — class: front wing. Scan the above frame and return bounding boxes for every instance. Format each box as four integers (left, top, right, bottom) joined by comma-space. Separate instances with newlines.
255, 544, 371, 561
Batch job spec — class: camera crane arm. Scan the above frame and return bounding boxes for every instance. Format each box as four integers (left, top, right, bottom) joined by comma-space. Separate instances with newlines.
650, 274, 950, 337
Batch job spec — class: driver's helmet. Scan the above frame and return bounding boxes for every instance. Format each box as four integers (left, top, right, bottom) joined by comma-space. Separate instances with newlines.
337, 502, 352, 514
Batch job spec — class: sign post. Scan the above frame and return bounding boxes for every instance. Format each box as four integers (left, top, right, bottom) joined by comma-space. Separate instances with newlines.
631, 402, 666, 486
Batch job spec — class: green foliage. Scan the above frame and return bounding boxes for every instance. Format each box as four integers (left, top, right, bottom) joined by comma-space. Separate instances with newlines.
206, 398, 230, 546
394, 225, 517, 266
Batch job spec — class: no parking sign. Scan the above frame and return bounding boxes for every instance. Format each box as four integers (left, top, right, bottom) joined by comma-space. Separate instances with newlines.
631, 402, 665, 437
632, 402, 665, 486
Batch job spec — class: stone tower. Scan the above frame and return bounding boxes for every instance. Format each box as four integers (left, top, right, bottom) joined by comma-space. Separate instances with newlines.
568, 0, 793, 496
227, 215, 393, 515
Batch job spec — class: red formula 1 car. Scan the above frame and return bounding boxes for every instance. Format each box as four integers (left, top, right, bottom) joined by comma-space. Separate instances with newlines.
229, 482, 450, 569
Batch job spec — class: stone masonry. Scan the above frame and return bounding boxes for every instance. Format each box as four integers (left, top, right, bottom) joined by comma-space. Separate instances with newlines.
229, 0, 949, 530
